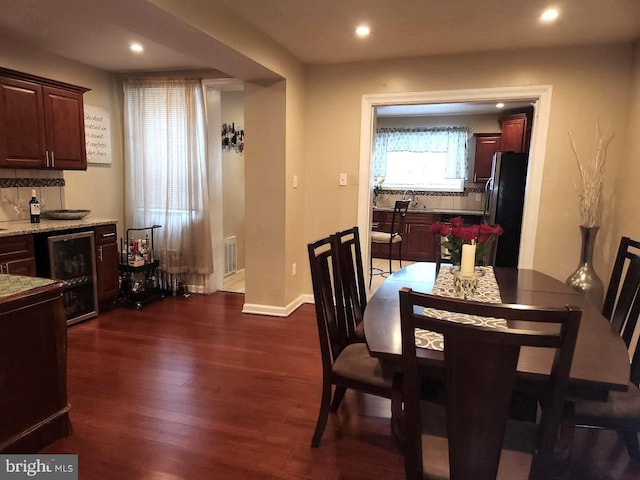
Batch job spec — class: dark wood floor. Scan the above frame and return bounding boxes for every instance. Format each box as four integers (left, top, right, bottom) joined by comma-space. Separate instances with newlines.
42, 292, 639, 479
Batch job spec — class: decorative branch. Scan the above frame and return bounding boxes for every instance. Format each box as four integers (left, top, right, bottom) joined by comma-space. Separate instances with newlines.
568, 120, 614, 228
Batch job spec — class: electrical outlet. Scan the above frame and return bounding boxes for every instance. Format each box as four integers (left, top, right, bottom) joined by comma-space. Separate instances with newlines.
475, 193, 482, 202
339, 173, 348, 186
292, 263, 297, 276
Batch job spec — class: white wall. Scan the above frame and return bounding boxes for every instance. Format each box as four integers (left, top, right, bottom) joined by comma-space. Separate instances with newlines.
304, 43, 634, 291
221, 91, 246, 270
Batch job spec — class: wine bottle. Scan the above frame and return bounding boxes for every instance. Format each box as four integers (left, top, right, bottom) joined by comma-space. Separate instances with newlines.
29, 189, 41, 223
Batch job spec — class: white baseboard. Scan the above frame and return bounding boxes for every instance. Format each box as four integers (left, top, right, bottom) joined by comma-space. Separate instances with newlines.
242, 294, 308, 317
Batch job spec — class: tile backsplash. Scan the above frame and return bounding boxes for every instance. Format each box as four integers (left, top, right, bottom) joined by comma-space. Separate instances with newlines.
374, 186, 485, 211
0, 169, 65, 222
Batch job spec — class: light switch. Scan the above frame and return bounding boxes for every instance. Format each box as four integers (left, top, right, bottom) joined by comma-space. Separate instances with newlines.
339, 173, 348, 186
293, 175, 298, 188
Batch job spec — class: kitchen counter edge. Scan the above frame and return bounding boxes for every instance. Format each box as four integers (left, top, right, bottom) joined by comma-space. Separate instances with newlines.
0, 218, 118, 237
372, 207, 484, 216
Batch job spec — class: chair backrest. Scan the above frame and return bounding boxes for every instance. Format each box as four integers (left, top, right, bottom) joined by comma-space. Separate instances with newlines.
399, 288, 581, 480
335, 226, 367, 331
390, 200, 410, 237
602, 236, 640, 326
308, 235, 350, 370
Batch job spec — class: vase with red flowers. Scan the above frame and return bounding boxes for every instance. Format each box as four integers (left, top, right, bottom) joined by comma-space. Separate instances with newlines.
429, 216, 504, 266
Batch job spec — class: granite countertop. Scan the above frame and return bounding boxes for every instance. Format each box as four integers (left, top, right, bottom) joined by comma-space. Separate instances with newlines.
0, 274, 58, 298
372, 207, 484, 216
0, 218, 118, 237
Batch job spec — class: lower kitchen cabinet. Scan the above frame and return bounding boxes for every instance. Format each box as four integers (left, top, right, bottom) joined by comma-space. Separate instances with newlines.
0, 281, 71, 452
0, 234, 36, 276
372, 210, 440, 262
94, 223, 119, 312
1, 222, 119, 317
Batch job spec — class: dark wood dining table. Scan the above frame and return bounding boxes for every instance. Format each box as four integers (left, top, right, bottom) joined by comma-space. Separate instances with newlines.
364, 262, 630, 400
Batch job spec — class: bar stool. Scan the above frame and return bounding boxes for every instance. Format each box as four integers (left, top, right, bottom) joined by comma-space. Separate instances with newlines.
370, 200, 410, 284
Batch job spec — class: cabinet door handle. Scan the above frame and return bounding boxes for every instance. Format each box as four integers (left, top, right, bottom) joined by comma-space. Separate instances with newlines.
98, 246, 103, 261
51, 151, 55, 168
45, 150, 50, 167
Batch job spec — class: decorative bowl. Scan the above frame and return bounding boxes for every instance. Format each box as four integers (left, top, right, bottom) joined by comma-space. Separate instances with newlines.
43, 209, 91, 220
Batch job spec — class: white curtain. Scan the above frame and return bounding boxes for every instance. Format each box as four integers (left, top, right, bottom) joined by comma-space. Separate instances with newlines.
372, 127, 469, 179
124, 78, 214, 279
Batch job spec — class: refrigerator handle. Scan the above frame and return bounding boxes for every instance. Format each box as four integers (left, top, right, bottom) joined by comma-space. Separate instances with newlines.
483, 178, 492, 223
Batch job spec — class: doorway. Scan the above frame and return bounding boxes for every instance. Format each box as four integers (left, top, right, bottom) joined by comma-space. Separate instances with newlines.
357, 85, 553, 280
203, 80, 246, 294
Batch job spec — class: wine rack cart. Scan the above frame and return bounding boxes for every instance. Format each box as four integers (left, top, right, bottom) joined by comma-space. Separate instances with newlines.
118, 225, 164, 309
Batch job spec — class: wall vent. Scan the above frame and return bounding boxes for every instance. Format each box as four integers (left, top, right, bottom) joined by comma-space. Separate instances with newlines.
224, 236, 237, 276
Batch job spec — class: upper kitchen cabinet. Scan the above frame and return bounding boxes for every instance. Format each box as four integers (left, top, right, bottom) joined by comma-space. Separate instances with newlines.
472, 133, 501, 183
498, 112, 531, 153
0, 67, 90, 170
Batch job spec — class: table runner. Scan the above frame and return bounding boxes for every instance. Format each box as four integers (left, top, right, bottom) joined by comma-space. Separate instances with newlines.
415, 266, 507, 350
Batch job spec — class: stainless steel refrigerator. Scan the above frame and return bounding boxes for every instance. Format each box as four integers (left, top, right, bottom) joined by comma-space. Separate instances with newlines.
484, 151, 529, 268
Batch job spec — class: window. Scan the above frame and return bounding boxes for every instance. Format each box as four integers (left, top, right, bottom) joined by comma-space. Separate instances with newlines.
124, 78, 214, 276
372, 127, 469, 191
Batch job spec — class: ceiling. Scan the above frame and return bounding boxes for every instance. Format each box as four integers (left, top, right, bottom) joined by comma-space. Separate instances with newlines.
0, 0, 638, 75
0, 1, 638, 115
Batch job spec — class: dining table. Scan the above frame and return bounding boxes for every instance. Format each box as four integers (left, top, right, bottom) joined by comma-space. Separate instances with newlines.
364, 262, 630, 400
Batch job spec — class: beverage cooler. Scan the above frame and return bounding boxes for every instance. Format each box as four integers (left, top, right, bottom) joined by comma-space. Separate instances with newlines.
45, 231, 98, 325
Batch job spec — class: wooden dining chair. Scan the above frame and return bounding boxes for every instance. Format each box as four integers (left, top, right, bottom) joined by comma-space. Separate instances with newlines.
573, 248, 640, 461
602, 236, 640, 323
307, 235, 400, 447
334, 226, 367, 342
399, 288, 581, 480
371, 200, 410, 282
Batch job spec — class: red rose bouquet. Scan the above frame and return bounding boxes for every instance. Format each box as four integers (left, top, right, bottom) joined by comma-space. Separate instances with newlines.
429, 216, 504, 266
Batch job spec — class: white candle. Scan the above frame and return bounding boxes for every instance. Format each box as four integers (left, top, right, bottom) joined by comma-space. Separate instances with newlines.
461, 243, 476, 275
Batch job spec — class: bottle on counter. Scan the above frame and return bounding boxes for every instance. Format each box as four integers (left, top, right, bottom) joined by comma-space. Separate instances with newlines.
29, 189, 40, 223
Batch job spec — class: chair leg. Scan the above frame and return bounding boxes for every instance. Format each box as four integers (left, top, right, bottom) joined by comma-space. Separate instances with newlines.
399, 241, 403, 269
622, 430, 640, 461
388, 243, 392, 275
330, 385, 347, 412
369, 245, 373, 287
391, 374, 404, 451
311, 380, 333, 447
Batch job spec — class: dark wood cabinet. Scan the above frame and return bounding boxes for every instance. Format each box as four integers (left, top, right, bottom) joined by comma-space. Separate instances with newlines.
0, 234, 36, 276
0, 67, 89, 170
472, 133, 501, 183
94, 223, 119, 311
0, 282, 71, 452
499, 113, 528, 153
372, 210, 440, 261
43, 86, 87, 169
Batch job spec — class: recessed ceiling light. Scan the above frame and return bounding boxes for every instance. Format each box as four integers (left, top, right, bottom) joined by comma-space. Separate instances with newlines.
540, 8, 559, 22
355, 25, 370, 37
496, 103, 505, 109
130, 43, 144, 53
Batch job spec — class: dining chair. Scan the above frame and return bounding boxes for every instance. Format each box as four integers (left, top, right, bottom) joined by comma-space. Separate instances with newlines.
602, 236, 640, 324
370, 200, 410, 282
399, 288, 581, 480
307, 235, 400, 447
573, 248, 640, 461
334, 226, 367, 342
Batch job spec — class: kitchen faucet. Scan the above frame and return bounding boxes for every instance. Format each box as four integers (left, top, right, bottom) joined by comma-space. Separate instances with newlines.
402, 189, 418, 209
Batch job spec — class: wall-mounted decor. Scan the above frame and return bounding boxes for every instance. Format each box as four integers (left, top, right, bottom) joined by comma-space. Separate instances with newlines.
84, 105, 112, 164
222, 122, 244, 154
